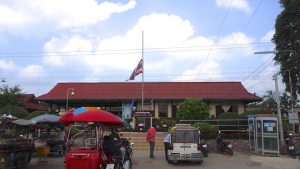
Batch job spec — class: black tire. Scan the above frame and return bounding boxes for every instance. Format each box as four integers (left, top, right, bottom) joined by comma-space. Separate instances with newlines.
227, 149, 233, 156
197, 160, 203, 164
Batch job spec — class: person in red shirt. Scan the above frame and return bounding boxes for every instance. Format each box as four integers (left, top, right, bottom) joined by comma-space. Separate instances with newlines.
146, 125, 157, 158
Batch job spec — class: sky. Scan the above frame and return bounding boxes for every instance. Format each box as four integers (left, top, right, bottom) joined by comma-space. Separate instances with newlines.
0, 0, 284, 97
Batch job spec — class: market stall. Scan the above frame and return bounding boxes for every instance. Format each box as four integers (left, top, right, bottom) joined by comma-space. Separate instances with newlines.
0, 117, 35, 169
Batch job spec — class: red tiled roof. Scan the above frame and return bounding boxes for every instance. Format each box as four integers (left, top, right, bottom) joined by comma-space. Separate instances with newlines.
19, 94, 48, 111
36, 82, 261, 101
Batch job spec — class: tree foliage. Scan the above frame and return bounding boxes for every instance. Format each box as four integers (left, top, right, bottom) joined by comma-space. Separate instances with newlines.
0, 84, 23, 108
261, 90, 277, 114
0, 105, 29, 119
177, 98, 209, 120
272, 0, 300, 99
192, 122, 217, 134
26, 110, 48, 120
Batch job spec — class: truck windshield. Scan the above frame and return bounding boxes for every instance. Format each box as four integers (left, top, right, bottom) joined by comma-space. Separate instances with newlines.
173, 130, 199, 143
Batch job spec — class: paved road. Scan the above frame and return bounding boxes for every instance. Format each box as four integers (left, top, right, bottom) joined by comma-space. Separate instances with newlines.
27, 150, 299, 169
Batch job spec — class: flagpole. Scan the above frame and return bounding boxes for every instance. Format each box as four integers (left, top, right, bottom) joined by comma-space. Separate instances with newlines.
142, 31, 144, 111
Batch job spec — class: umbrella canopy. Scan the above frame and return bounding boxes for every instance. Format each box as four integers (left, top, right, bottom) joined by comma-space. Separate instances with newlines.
58, 110, 74, 126
58, 107, 123, 126
31, 114, 60, 123
73, 107, 97, 115
11, 119, 37, 125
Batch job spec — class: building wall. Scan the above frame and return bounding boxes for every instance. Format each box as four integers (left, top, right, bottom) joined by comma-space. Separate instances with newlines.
128, 100, 245, 119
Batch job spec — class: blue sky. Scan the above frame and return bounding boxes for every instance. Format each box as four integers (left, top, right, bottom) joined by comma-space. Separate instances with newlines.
0, 0, 283, 97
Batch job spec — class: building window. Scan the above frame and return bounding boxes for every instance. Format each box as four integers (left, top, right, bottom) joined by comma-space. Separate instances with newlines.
216, 105, 224, 118
216, 105, 238, 118
159, 103, 168, 118
172, 104, 177, 119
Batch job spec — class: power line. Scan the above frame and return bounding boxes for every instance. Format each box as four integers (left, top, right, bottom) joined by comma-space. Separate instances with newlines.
197, 0, 233, 74
242, 56, 274, 83
207, 0, 264, 80
0, 42, 273, 58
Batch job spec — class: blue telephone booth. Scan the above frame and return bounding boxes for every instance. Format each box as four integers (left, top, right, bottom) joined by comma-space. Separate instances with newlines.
248, 114, 279, 156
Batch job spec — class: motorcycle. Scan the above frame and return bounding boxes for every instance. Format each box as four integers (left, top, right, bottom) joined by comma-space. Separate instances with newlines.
285, 133, 299, 159
216, 131, 233, 155
200, 140, 208, 157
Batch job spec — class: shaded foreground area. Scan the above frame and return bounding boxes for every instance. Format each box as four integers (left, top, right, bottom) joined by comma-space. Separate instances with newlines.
26, 150, 299, 169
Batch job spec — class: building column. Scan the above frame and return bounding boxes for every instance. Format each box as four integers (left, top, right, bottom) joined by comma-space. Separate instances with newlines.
168, 103, 172, 118
238, 103, 245, 115
155, 103, 159, 118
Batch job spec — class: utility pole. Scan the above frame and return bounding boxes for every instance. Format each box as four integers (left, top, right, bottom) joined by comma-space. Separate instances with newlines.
288, 70, 295, 133
274, 73, 285, 153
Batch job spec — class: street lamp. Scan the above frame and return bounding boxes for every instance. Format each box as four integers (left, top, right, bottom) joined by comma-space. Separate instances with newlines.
254, 50, 289, 152
66, 88, 75, 111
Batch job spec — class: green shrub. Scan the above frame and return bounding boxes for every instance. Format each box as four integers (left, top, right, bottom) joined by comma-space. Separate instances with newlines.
160, 118, 176, 127
177, 98, 209, 120
192, 122, 217, 140
152, 118, 160, 127
192, 122, 217, 133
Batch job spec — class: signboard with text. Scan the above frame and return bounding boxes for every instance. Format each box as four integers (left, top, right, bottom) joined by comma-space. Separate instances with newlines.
132, 111, 154, 117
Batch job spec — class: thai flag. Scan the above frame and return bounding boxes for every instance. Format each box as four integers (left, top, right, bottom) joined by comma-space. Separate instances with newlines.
128, 59, 143, 81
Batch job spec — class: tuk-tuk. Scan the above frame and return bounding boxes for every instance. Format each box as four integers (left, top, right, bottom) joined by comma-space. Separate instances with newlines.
167, 124, 203, 164
60, 107, 133, 169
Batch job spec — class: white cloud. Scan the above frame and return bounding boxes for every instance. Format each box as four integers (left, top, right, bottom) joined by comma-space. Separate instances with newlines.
19, 64, 44, 79
0, 5, 31, 26
41, 13, 257, 82
216, 0, 251, 14
31, 0, 137, 28
0, 59, 18, 71
261, 30, 275, 43
174, 60, 222, 81
0, 0, 137, 34
43, 35, 93, 66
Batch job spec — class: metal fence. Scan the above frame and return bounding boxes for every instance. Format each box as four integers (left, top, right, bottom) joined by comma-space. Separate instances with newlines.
179, 118, 296, 139
179, 119, 249, 139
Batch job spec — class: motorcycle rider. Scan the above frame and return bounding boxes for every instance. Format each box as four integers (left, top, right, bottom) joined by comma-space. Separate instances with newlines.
102, 135, 122, 160
110, 128, 126, 161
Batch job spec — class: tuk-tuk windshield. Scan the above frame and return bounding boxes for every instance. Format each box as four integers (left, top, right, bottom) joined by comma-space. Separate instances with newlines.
172, 129, 199, 143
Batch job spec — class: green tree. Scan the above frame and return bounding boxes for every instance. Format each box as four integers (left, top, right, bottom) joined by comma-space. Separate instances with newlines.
0, 105, 29, 119
260, 90, 277, 114
272, 0, 300, 99
0, 84, 23, 108
280, 91, 291, 113
177, 98, 209, 120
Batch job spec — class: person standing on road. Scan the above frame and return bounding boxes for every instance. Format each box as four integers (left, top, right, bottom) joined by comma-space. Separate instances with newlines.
146, 125, 157, 158
164, 131, 170, 161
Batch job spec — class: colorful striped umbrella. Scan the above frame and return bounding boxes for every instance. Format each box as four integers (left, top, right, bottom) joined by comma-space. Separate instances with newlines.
59, 107, 123, 126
